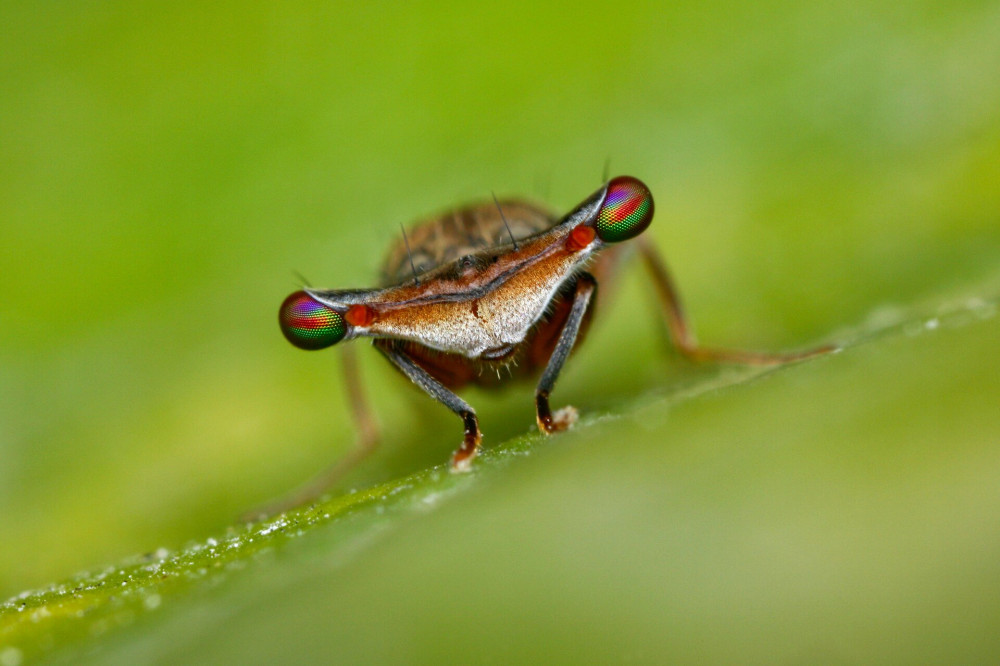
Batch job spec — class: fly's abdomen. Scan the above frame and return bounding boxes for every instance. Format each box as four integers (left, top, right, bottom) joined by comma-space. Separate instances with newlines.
380, 200, 555, 286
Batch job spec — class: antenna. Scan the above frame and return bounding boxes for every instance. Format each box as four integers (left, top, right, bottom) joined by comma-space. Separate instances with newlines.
292, 270, 312, 288
602, 157, 611, 184
400, 223, 420, 285
491, 192, 519, 250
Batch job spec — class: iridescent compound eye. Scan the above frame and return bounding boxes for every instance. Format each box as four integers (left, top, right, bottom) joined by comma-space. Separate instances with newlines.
595, 176, 654, 243
279, 291, 346, 350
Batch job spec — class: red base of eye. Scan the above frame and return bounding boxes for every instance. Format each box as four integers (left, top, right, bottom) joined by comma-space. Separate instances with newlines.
566, 224, 596, 251
345, 304, 376, 327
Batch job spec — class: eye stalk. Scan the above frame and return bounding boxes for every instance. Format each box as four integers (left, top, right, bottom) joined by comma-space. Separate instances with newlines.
279, 291, 347, 350
595, 176, 654, 243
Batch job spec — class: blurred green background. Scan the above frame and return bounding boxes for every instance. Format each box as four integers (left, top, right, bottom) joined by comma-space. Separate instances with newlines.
2, 0, 999, 661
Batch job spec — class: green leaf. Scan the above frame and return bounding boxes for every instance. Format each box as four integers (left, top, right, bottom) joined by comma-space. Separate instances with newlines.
4, 286, 1000, 663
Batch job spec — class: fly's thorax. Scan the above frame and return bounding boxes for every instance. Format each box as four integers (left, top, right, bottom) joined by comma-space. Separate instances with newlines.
380, 200, 555, 286
360, 230, 598, 357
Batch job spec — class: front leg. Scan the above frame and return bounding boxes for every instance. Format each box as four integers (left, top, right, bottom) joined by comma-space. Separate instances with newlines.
535, 273, 597, 434
375, 340, 482, 472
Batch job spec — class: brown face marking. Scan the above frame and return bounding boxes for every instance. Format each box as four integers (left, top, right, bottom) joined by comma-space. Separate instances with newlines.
471, 299, 480, 319
359, 229, 594, 359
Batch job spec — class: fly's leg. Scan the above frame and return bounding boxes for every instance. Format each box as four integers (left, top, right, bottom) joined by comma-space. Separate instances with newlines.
341, 343, 381, 449
242, 345, 380, 519
375, 339, 482, 472
535, 273, 597, 434
290, 344, 381, 492
637, 237, 835, 365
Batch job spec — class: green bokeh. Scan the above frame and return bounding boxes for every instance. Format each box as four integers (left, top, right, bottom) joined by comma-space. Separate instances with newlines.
1, 0, 999, 661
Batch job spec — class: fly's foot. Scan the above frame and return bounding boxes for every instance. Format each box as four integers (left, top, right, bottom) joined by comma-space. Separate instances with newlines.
546, 405, 579, 433
450, 450, 475, 473
535, 390, 579, 434
450, 411, 482, 473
